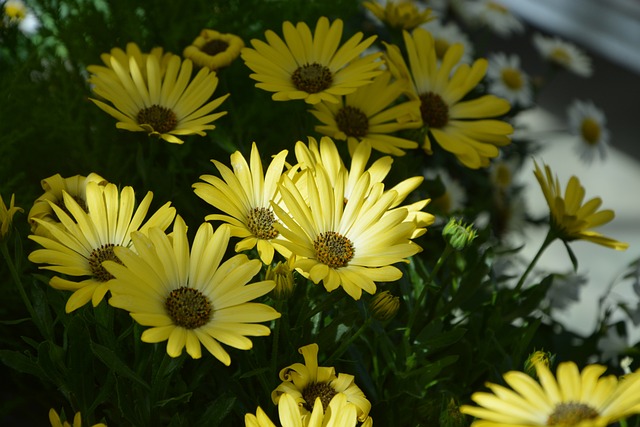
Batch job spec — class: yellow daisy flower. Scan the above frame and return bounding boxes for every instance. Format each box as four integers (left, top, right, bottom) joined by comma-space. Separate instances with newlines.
273, 148, 423, 300
88, 48, 229, 144
0, 193, 23, 240
241, 16, 383, 104
28, 182, 176, 313
533, 161, 628, 250
271, 344, 371, 422
460, 361, 640, 426
192, 142, 290, 264
3, 0, 26, 23
49, 408, 106, 427
246, 393, 372, 427
183, 29, 245, 70
104, 216, 280, 363
309, 70, 422, 156
384, 28, 514, 169
363, 0, 434, 30
28, 173, 107, 238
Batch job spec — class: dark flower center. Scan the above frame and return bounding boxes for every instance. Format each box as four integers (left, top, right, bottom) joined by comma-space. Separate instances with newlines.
165, 287, 213, 329
202, 39, 229, 56
313, 231, 355, 269
420, 92, 449, 129
501, 68, 524, 90
580, 118, 601, 145
302, 382, 337, 412
247, 207, 279, 240
546, 402, 599, 426
89, 244, 123, 282
292, 63, 333, 94
137, 104, 178, 134
336, 106, 369, 138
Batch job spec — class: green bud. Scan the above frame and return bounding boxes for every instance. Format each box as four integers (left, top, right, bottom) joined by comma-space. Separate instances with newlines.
524, 350, 554, 379
442, 217, 477, 251
369, 290, 400, 321
440, 398, 467, 427
266, 256, 296, 299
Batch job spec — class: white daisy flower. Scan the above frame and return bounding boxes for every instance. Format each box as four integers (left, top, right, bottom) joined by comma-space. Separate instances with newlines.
454, 0, 524, 38
424, 168, 466, 215
533, 33, 593, 77
487, 52, 533, 108
567, 99, 610, 164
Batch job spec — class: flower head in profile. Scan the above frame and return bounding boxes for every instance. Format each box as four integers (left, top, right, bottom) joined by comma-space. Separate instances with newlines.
28, 182, 176, 312
272, 344, 371, 422
385, 28, 513, 168
241, 17, 382, 104
458, 0, 524, 38
533, 161, 628, 250
88, 45, 229, 144
183, 29, 245, 70
567, 99, 610, 164
28, 173, 108, 237
1, 193, 23, 240
533, 33, 593, 77
487, 52, 533, 108
193, 142, 289, 264
460, 361, 640, 426
309, 70, 422, 156
363, 0, 434, 30
49, 408, 106, 427
105, 216, 280, 363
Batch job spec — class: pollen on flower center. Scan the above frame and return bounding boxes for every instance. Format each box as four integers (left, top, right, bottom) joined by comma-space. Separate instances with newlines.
291, 63, 333, 94
247, 207, 279, 240
89, 243, 123, 282
336, 105, 369, 138
420, 92, 449, 129
165, 287, 213, 329
313, 231, 355, 269
202, 39, 229, 56
302, 381, 337, 412
580, 118, 601, 145
501, 68, 523, 90
546, 402, 599, 426
137, 104, 178, 134
550, 48, 571, 65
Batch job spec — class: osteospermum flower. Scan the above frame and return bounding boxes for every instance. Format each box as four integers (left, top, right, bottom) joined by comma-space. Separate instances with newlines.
273, 151, 423, 300
272, 344, 371, 422
28, 173, 107, 237
460, 361, 640, 426
241, 16, 383, 104
533, 161, 628, 250
88, 47, 229, 144
567, 99, 610, 164
246, 393, 372, 427
363, 0, 434, 30
105, 216, 280, 363
49, 408, 106, 427
183, 29, 245, 70
193, 142, 289, 264
28, 182, 176, 312
487, 52, 533, 108
533, 33, 593, 78
0, 193, 22, 240
309, 70, 422, 156
385, 28, 513, 168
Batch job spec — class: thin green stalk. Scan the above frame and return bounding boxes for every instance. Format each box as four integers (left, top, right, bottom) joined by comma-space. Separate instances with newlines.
270, 299, 284, 381
325, 317, 373, 366
514, 231, 556, 292
1, 241, 36, 323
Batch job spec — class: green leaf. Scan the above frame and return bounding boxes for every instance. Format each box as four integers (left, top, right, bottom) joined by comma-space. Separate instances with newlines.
0, 349, 44, 378
90, 341, 150, 391
155, 392, 193, 408
195, 394, 236, 427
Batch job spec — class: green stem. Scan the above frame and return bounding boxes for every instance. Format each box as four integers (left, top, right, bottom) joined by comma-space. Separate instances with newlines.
270, 299, 284, 381
1, 241, 37, 323
514, 231, 556, 292
325, 317, 372, 366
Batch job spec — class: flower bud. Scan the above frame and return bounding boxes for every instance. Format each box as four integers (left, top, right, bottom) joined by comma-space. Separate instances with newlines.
442, 217, 477, 251
369, 290, 400, 321
524, 350, 553, 379
440, 398, 467, 427
266, 256, 296, 299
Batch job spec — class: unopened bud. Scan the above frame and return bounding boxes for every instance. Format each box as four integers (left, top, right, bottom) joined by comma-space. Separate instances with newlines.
266, 256, 296, 299
369, 290, 400, 321
524, 350, 553, 379
441, 398, 467, 427
442, 217, 477, 251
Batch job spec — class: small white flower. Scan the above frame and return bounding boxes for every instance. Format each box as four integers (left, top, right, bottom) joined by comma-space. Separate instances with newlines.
487, 52, 533, 108
422, 18, 475, 64
533, 33, 593, 77
567, 99, 610, 164
424, 168, 467, 215
455, 0, 524, 38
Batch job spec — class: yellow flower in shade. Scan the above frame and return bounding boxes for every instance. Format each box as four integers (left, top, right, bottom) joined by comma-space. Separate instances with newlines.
363, 0, 434, 30
272, 344, 371, 422
533, 161, 628, 250
183, 29, 245, 70
460, 361, 640, 427
88, 47, 229, 144
192, 142, 290, 264
384, 28, 514, 169
49, 408, 106, 427
246, 393, 372, 427
105, 216, 280, 363
309, 70, 422, 156
28, 173, 108, 238
28, 182, 176, 313
369, 289, 400, 321
241, 16, 383, 104
3, 0, 27, 23
1, 193, 23, 240
266, 255, 296, 299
